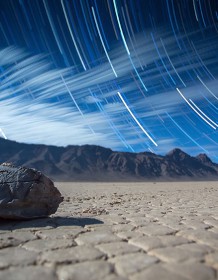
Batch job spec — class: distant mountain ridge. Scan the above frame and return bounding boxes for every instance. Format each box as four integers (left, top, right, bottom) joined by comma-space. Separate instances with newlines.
0, 138, 217, 181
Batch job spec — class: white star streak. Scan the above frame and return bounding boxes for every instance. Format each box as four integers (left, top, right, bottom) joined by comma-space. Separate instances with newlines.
189, 99, 218, 128
176, 88, 217, 130
113, 0, 130, 55
107, 0, 119, 40
60, 74, 95, 134
117, 91, 158, 146
60, 0, 87, 71
91, 7, 118, 77
166, 112, 209, 154
43, 0, 64, 55
129, 55, 148, 92
197, 75, 218, 100
193, 0, 199, 22
160, 38, 186, 87
0, 128, 7, 139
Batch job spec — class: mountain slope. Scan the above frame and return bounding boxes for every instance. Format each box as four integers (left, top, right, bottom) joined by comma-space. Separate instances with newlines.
0, 138, 217, 181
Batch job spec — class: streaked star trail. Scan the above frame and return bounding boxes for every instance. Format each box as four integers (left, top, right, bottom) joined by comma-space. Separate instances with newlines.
0, 0, 217, 161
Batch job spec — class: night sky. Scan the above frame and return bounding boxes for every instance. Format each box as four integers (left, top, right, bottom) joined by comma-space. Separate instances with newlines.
0, 0, 217, 161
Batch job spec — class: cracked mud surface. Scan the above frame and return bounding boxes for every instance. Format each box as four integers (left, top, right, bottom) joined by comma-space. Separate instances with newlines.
0, 181, 218, 280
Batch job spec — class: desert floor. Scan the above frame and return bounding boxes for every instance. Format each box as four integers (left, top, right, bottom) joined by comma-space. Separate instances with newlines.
1, 181, 218, 280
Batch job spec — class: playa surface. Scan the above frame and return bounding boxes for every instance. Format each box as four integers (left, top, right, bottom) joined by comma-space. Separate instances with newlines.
1, 181, 218, 280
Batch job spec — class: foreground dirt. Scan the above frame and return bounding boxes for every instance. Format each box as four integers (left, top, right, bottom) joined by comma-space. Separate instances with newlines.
0, 181, 218, 280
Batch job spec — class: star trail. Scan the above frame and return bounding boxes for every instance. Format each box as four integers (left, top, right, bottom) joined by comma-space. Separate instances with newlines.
0, 0, 217, 161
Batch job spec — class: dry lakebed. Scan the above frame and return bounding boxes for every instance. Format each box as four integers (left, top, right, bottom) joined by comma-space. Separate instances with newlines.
0, 181, 218, 280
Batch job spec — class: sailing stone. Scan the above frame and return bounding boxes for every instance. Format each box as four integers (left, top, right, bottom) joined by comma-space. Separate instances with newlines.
0, 163, 63, 219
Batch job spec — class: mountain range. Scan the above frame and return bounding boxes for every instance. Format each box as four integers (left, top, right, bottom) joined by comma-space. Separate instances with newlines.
0, 138, 217, 181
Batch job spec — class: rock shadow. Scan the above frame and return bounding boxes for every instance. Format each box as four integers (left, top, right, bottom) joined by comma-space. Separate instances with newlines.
54, 216, 104, 227
0, 216, 103, 231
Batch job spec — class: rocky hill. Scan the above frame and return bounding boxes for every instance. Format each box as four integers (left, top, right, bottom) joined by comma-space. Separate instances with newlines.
0, 138, 217, 181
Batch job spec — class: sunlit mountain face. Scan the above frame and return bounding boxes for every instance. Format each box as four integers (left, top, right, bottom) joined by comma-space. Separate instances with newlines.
0, 0, 217, 161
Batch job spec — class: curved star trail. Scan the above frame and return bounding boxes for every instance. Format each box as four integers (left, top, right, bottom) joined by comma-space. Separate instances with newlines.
0, 0, 217, 161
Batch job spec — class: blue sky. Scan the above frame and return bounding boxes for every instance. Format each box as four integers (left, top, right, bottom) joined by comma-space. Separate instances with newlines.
0, 0, 217, 161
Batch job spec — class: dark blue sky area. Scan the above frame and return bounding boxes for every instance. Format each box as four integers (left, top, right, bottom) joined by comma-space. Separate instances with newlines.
0, 0, 217, 161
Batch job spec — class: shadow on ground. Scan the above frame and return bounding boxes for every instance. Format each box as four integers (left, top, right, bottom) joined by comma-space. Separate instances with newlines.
0, 216, 103, 231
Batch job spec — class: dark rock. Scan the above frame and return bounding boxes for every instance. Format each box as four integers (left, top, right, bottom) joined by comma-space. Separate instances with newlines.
0, 163, 63, 219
